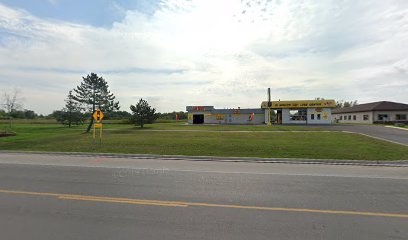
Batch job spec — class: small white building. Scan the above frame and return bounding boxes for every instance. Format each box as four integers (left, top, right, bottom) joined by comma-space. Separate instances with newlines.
186, 106, 265, 125
261, 99, 336, 125
332, 101, 408, 124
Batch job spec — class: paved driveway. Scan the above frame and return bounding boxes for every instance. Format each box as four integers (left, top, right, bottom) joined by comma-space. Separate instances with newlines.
326, 124, 408, 146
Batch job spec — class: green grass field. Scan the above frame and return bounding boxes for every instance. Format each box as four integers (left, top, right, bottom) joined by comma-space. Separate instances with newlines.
1, 122, 408, 160
0, 119, 330, 131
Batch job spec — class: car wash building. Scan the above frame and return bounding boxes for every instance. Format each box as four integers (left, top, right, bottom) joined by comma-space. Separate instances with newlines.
186, 99, 336, 125
186, 106, 265, 125
261, 99, 337, 124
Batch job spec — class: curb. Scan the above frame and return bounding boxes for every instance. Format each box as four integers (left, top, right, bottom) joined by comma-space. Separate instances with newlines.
1, 151, 408, 167
385, 126, 408, 131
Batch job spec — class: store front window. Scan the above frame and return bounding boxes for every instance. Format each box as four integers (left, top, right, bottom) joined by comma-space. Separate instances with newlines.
289, 109, 307, 121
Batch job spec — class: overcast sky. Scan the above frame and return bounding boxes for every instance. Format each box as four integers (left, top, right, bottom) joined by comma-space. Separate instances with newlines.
0, 0, 407, 114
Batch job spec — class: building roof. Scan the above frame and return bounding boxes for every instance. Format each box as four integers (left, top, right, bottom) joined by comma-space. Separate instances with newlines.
332, 101, 408, 114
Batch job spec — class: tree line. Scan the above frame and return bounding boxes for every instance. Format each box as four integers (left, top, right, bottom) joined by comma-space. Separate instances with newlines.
1, 73, 187, 130
56, 73, 189, 130
314, 97, 358, 108
56, 73, 162, 131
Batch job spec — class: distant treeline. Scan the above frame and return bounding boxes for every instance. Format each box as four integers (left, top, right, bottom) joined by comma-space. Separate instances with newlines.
0, 109, 37, 119
0, 109, 187, 121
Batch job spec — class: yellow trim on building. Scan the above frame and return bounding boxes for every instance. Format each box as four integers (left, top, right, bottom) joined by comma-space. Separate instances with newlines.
261, 100, 336, 109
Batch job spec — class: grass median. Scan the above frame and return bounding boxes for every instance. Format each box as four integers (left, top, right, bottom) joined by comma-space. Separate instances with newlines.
1, 123, 408, 160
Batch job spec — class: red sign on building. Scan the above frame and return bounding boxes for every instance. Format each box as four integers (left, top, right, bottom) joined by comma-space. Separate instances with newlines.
193, 106, 205, 111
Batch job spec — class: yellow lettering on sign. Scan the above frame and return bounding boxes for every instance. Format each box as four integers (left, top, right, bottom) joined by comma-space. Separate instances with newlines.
216, 114, 224, 120
261, 100, 336, 109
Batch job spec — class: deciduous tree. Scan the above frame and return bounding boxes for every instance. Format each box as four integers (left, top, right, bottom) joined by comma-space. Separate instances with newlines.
2, 88, 23, 129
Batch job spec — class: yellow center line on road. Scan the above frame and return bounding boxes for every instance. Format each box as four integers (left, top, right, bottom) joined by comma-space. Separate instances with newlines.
58, 196, 188, 207
1, 188, 408, 219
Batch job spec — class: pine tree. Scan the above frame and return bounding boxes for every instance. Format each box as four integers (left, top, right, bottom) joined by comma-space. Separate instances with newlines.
58, 90, 84, 127
72, 73, 120, 132
130, 99, 158, 128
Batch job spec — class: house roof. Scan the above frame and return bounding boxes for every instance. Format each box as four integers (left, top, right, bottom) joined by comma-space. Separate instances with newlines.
332, 101, 408, 114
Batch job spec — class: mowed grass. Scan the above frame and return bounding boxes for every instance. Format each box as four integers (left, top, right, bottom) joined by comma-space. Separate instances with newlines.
128, 121, 330, 131
1, 123, 408, 160
0, 119, 330, 131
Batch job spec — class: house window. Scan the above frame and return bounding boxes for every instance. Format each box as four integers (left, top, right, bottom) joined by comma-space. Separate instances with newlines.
348, 115, 351, 120
311, 114, 315, 120
353, 115, 356, 120
396, 114, 407, 120
339, 116, 343, 120
378, 114, 388, 121
363, 115, 369, 121
317, 114, 321, 120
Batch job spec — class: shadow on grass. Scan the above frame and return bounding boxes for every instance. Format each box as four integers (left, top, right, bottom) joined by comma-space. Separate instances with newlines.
0, 133, 16, 137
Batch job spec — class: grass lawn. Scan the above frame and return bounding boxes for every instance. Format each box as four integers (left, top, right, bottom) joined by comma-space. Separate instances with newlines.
0, 119, 332, 131
1, 122, 407, 160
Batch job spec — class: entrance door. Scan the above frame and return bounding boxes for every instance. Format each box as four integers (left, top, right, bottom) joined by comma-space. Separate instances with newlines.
193, 114, 204, 124
277, 110, 282, 124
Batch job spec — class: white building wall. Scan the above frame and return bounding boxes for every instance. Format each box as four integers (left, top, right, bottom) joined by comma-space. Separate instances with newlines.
189, 108, 336, 125
333, 111, 373, 124
333, 110, 408, 124
204, 113, 265, 125
307, 108, 332, 124
264, 109, 270, 124
278, 108, 332, 124
281, 109, 290, 124
372, 111, 408, 122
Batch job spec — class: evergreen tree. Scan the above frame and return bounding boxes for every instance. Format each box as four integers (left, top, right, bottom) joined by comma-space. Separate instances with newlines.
130, 99, 158, 128
72, 73, 120, 132
57, 90, 84, 127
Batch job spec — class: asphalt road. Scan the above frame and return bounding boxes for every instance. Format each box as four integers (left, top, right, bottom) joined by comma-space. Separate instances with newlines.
0, 153, 407, 240
323, 124, 408, 146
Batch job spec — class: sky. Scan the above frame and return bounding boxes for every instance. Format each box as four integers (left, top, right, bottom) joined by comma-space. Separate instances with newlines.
0, 0, 407, 114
